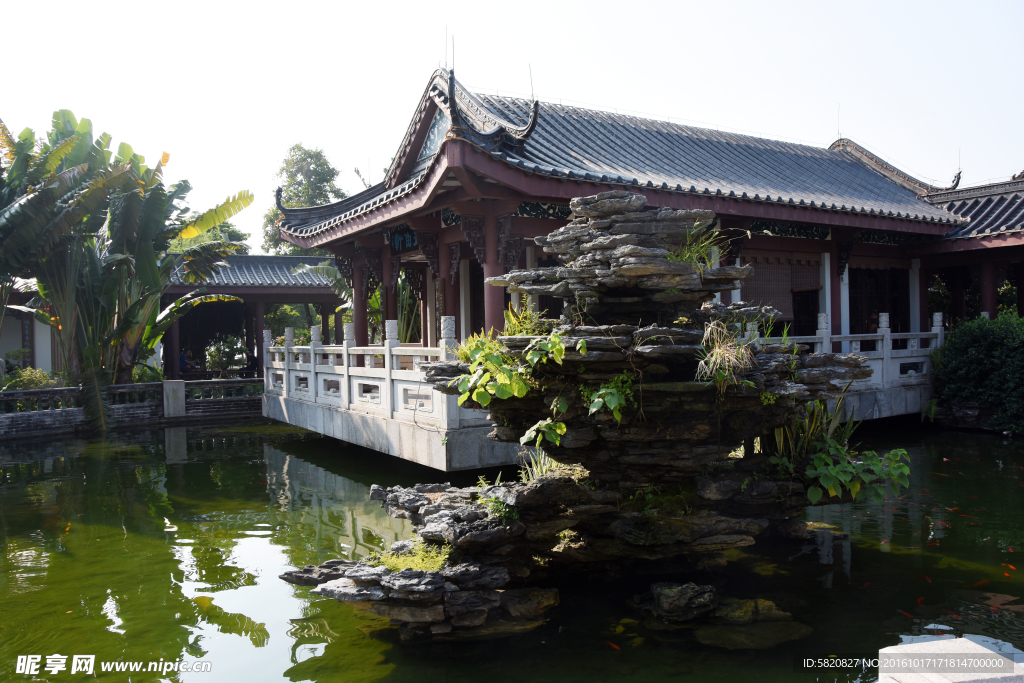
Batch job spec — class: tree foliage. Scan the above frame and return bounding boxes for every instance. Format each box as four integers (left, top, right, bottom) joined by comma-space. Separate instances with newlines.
932, 312, 1024, 432
262, 144, 346, 255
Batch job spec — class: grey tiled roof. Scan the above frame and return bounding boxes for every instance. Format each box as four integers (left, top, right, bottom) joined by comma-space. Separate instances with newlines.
925, 180, 1024, 240
278, 78, 960, 240
476, 96, 956, 224
169, 255, 336, 288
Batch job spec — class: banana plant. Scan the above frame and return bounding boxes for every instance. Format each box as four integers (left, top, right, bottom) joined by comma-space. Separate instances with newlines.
1, 109, 253, 431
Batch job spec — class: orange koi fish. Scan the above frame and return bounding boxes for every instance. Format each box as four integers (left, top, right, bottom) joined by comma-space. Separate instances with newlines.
606, 641, 620, 650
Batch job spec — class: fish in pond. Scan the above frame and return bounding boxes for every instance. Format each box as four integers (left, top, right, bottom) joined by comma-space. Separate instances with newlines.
917, 597, 926, 606
972, 580, 992, 588
1006, 573, 1013, 578
944, 610, 962, 619
862, 582, 871, 588
922, 576, 932, 583
1003, 564, 1017, 571
606, 641, 621, 650
899, 610, 914, 618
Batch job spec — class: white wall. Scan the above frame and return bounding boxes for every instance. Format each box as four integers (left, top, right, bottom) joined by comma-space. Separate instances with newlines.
33, 318, 52, 374
0, 317, 20, 358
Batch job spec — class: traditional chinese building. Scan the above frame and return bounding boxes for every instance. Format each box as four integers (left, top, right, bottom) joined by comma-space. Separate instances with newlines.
260, 69, 1024, 466
274, 69, 1021, 345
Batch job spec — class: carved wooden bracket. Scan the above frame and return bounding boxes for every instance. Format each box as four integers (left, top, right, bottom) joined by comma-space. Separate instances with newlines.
416, 231, 440, 278
461, 214, 486, 263
496, 213, 523, 271
449, 243, 461, 286
390, 256, 401, 294
337, 257, 353, 290
837, 241, 854, 279
361, 247, 382, 300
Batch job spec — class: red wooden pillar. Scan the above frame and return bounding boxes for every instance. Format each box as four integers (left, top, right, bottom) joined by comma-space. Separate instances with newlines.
254, 301, 265, 378
441, 243, 461, 340
352, 261, 368, 365
483, 214, 504, 335
980, 261, 997, 318
382, 246, 398, 323
950, 269, 966, 324
318, 304, 330, 343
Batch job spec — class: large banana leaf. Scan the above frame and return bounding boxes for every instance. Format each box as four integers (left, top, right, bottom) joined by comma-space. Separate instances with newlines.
177, 191, 253, 239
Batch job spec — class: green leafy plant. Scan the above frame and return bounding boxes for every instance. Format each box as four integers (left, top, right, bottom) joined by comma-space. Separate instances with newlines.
581, 371, 636, 423
523, 332, 569, 367
479, 496, 520, 524
2, 367, 57, 391
665, 221, 728, 272
805, 438, 909, 505
759, 391, 777, 406
367, 540, 451, 573
454, 332, 530, 408
520, 418, 567, 448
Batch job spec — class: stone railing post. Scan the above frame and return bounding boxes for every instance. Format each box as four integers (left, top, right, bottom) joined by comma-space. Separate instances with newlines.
816, 313, 830, 354
262, 330, 272, 393
308, 325, 321, 403
384, 320, 399, 419
439, 315, 459, 430
342, 322, 354, 409
283, 327, 294, 398
932, 312, 944, 349
879, 312, 891, 388
440, 316, 456, 360
744, 322, 759, 348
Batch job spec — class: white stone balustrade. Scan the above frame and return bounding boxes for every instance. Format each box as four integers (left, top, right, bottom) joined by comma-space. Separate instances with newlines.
261, 317, 518, 470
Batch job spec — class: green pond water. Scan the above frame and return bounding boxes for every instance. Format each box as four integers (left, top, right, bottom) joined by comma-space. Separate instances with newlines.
2, 420, 1024, 682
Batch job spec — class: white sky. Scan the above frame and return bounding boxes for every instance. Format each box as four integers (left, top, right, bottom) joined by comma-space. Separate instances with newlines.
6, 0, 1022, 254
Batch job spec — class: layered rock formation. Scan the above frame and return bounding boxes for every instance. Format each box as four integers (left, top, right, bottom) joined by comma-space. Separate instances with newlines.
427, 190, 870, 492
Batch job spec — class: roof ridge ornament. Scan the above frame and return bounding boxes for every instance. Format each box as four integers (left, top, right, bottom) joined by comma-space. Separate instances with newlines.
432, 68, 539, 154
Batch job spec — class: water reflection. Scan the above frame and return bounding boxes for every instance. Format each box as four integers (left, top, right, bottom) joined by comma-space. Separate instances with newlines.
3, 422, 1024, 682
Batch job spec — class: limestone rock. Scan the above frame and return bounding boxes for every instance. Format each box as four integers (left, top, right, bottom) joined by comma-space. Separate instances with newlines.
344, 564, 389, 586
650, 582, 718, 622
368, 603, 445, 623
379, 568, 445, 592
713, 597, 791, 623
441, 561, 510, 589
312, 579, 386, 602
279, 560, 355, 586
499, 588, 560, 619
444, 590, 501, 615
